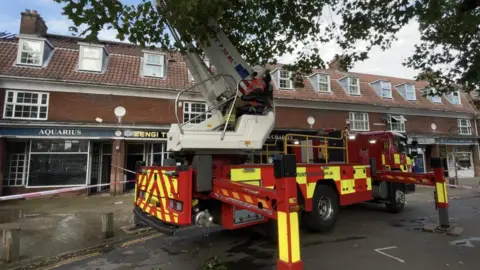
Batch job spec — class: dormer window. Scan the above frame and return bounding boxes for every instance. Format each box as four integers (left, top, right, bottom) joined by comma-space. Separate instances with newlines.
279, 70, 293, 89
348, 77, 360, 95
143, 52, 165, 78
309, 73, 331, 93
395, 83, 416, 101
424, 88, 442, 103
370, 80, 392, 99
445, 90, 461, 105
380, 81, 392, 98
79, 43, 107, 72
405, 84, 416, 100
16, 36, 53, 67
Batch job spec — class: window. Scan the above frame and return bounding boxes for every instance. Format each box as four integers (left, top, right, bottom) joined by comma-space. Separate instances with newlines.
28, 140, 89, 187
389, 115, 406, 132
279, 70, 293, 89
446, 90, 461, 105
405, 84, 416, 100
183, 102, 212, 124
348, 77, 360, 95
381, 81, 392, 98
79, 45, 104, 72
349, 112, 369, 131
458, 119, 472, 135
317, 74, 330, 92
2, 142, 28, 187
3, 90, 49, 120
143, 53, 165, 78
426, 88, 442, 103
17, 39, 43, 66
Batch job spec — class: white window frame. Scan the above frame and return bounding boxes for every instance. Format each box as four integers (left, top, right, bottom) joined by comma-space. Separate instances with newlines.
349, 112, 369, 131
317, 74, 331, 93
183, 102, 212, 124
405, 84, 416, 100
381, 81, 392, 98
79, 45, 104, 72
3, 90, 49, 120
426, 88, 442, 103
279, 70, 293, 89
348, 77, 360, 95
458, 119, 472, 135
388, 115, 406, 132
143, 52, 165, 78
446, 90, 461, 105
16, 38, 45, 66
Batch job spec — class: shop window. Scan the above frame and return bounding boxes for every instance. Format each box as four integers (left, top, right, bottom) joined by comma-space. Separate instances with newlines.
27, 140, 88, 187
183, 102, 212, 124
349, 112, 369, 131
2, 142, 28, 187
3, 90, 49, 120
151, 143, 170, 166
457, 119, 472, 135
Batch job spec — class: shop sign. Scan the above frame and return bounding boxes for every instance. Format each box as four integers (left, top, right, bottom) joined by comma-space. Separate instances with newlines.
121, 130, 168, 138
408, 137, 436, 145
438, 138, 478, 145
38, 128, 82, 136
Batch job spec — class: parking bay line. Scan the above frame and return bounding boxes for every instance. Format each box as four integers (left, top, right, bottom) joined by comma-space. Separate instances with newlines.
374, 246, 405, 263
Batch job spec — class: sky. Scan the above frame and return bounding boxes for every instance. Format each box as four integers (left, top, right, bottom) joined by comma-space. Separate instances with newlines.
1, 0, 422, 80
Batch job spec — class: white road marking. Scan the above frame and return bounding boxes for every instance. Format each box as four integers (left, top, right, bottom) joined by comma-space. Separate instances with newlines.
374, 246, 405, 263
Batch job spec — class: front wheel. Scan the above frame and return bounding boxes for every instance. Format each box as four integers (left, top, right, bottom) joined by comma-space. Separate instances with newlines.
385, 184, 406, 213
304, 184, 339, 232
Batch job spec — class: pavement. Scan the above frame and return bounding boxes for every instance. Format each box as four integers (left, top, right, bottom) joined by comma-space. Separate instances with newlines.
0, 191, 151, 269
0, 182, 476, 270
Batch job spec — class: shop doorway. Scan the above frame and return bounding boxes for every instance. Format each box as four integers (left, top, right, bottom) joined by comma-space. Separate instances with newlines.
89, 142, 113, 195
125, 143, 145, 190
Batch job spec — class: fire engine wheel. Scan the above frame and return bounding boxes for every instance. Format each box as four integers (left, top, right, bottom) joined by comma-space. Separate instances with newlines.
304, 184, 339, 232
385, 184, 406, 213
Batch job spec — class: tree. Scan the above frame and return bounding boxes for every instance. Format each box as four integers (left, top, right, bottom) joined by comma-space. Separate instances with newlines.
53, 0, 480, 94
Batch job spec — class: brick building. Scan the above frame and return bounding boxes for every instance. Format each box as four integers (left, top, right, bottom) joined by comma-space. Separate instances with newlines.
0, 10, 479, 196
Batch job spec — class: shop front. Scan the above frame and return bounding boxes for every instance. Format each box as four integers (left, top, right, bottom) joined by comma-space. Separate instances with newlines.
438, 138, 479, 179
0, 126, 169, 195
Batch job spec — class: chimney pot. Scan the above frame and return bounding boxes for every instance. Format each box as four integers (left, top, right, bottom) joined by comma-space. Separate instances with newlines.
25, 9, 30, 13
32, 10, 38, 14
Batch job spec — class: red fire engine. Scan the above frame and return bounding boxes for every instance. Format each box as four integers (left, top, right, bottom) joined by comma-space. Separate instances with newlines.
133, 2, 450, 269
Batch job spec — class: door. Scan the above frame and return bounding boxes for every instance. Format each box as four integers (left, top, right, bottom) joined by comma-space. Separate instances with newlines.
414, 153, 425, 173
89, 142, 101, 195
125, 143, 145, 190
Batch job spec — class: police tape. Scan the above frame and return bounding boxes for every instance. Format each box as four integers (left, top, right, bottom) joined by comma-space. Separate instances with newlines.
0, 165, 139, 202
445, 183, 480, 190
0, 179, 137, 202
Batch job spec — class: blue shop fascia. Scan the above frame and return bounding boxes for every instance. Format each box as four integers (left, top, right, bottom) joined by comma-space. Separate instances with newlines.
0, 124, 169, 191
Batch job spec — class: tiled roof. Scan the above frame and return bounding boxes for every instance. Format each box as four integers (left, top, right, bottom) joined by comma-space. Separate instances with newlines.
0, 34, 476, 114
271, 67, 476, 114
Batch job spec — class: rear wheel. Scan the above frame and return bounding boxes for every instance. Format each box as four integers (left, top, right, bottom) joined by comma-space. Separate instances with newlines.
304, 184, 339, 232
385, 184, 406, 213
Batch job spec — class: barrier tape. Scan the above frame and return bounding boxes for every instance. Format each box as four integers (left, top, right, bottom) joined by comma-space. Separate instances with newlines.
0, 165, 139, 202
446, 183, 480, 190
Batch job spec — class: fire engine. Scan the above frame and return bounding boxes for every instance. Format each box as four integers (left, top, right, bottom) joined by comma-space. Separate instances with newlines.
132, 1, 449, 269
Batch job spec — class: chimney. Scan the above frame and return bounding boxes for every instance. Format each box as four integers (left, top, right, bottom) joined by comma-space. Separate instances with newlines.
20, 9, 48, 36
328, 55, 348, 72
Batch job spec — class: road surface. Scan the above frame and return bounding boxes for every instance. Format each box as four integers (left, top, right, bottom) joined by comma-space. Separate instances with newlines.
41, 187, 480, 270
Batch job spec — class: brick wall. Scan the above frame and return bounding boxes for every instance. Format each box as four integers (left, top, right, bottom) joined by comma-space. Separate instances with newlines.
0, 88, 477, 137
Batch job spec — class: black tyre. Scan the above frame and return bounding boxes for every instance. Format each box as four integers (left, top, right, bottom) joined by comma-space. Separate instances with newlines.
385, 183, 406, 213
304, 184, 339, 232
